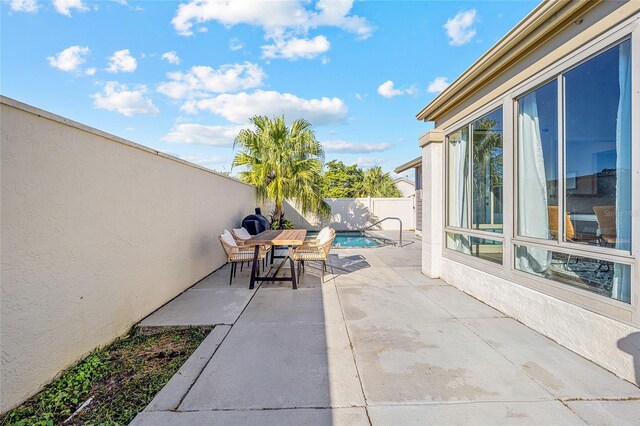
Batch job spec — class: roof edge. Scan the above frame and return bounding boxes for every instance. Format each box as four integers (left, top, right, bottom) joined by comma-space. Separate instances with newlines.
395, 157, 422, 173
416, 0, 597, 122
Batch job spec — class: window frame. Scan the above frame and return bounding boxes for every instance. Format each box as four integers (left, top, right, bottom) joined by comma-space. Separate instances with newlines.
441, 17, 640, 325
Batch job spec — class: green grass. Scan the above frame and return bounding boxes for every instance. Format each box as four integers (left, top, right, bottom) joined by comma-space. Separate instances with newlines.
0, 326, 211, 426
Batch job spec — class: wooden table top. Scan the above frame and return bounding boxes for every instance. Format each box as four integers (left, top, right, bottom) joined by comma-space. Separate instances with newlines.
245, 229, 307, 246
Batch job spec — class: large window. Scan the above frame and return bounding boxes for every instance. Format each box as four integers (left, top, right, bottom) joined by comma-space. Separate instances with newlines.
515, 39, 632, 303
446, 107, 503, 263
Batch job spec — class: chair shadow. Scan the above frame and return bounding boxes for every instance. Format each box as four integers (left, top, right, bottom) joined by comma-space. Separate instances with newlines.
327, 253, 371, 278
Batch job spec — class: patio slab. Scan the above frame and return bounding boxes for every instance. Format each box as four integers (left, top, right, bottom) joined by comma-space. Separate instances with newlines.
179, 321, 365, 410
461, 317, 640, 399
236, 286, 344, 324
132, 407, 369, 426
367, 401, 584, 425
135, 233, 639, 424
338, 286, 451, 323
565, 400, 640, 425
418, 285, 506, 319
346, 320, 552, 404
138, 287, 255, 326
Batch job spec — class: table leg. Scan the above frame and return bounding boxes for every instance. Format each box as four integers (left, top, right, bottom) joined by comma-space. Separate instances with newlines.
249, 245, 260, 289
288, 245, 297, 290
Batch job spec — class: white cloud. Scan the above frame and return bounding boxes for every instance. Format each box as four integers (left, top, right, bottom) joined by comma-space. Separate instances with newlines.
427, 76, 449, 93
262, 35, 330, 60
47, 45, 90, 72
182, 90, 348, 126
171, 0, 372, 39
53, 0, 87, 16
106, 49, 137, 73
161, 51, 180, 65
179, 154, 232, 172
443, 9, 477, 46
9, 0, 38, 13
157, 62, 265, 99
323, 141, 391, 154
162, 123, 244, 145
229, 37, 244, 51
92, 82, 159, 116
356, 156, 385, 168
85, 67, 96, 76
377, 80, 416, 98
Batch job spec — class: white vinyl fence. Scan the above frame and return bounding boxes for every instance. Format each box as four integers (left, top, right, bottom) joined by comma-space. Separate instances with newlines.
284, 197, 415, 231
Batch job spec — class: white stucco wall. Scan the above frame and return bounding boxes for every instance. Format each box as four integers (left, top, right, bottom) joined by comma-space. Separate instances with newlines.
283, 197, 415, 231
0, 97, 256, 413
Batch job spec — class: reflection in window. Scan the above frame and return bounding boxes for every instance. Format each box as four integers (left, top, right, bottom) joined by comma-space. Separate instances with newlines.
446, 232, 503, 265
447, 127, 469, 228
515, 245, 631, 303
516, 81, 558, 245
564, 40, 632, 251
471, 109, 503, 233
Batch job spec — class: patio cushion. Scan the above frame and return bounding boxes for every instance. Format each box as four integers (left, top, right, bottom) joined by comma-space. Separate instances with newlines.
317, 227, 331, 242
233, 227, 252, 240
318, 227, 333, 244
221, 230, 237, 247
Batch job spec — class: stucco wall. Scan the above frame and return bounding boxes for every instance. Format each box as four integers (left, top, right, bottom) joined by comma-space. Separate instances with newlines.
283, 198, 415, 231
0, 97, 256, 413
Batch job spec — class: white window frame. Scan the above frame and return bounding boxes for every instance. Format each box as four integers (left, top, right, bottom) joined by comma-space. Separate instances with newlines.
441, 16, 640, 326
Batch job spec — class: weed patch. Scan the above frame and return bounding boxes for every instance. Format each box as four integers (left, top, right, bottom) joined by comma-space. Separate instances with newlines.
1, 326, 211, 425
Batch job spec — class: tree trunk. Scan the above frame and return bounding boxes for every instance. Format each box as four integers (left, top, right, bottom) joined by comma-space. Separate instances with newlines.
274, 203, 283, 229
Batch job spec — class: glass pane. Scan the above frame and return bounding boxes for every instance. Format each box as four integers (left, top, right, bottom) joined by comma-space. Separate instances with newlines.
447, 127, 470, 228
517, 81, 559, 241
446, 232, 503, 264
564, 40, 632, 251
515, 245, 631, 303
471, 108, 503, 233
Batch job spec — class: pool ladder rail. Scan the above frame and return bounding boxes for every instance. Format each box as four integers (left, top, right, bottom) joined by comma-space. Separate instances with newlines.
359, 217, 403, 248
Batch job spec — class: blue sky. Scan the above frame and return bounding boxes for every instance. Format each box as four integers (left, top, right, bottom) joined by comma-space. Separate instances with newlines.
1, 0, 538, 178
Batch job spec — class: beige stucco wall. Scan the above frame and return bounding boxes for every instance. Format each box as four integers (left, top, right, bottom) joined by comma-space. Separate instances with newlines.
0, 97, 256, 413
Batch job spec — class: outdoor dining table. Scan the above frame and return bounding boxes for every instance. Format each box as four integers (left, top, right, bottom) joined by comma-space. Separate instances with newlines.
244, 229, 307, 290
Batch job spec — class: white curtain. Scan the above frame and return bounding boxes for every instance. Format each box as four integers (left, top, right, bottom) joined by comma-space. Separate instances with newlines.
515, 91, 551, 273
452, 132, 471, 253
613, 41, 631, 303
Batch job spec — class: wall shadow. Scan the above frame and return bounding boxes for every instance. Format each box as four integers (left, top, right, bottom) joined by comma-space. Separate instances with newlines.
617, 332, 640, 386
329, 200, 378, 231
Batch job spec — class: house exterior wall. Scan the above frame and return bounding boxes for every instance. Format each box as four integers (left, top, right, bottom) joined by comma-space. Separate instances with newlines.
419, 2, 640, 385
0, 97, 256, 413
393, 179, 416, 198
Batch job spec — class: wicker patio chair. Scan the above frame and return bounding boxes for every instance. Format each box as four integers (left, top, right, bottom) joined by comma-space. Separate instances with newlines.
593, 205, 616, 272
292, 228, 335, 282
232, 227, 272, 269
219, 230, 266, 285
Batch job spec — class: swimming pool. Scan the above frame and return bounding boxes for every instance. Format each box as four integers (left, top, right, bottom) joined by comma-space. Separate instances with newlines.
308, 231, 389, 248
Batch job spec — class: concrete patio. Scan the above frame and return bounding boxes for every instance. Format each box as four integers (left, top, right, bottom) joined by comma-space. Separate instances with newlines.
133, 233, 640, 425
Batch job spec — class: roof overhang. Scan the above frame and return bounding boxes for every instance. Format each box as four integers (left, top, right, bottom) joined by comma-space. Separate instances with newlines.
394, 157, 422, 173
416, 0, 600, 122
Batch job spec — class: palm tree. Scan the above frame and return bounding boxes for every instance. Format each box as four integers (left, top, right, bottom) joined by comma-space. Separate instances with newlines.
358, 166, 402, 197
232, 116, 330, 228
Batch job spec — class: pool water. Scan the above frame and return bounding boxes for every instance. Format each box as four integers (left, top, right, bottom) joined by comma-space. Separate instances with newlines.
308, 231, 385, 248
